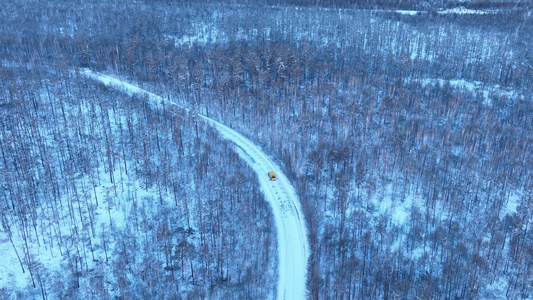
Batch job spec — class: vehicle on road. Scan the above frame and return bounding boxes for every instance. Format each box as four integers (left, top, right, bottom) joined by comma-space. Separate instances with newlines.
268, 171, 277, 181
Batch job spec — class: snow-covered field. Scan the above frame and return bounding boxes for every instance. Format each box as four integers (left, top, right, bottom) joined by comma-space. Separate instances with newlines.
82, 69, 309, 300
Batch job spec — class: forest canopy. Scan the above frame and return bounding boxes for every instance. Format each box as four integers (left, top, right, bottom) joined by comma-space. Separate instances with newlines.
1, 0, 532, 299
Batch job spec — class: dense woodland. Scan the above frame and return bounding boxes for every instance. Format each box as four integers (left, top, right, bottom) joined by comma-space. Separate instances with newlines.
1, 64, 277, 298
1, 0, 532, 299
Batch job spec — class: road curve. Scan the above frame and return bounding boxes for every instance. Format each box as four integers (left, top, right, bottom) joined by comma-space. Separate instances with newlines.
82, 70, 309, 300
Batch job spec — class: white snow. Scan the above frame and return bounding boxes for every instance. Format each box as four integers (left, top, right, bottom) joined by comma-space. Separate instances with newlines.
166, 25, 228, 46
372, 184, 421, 228
417, 77, 519, 106
0, 238, 29, 291
395, 6, 497, 16
440, 6, 492, 15
82, 69, 310, 300
502, 192, 520, 217
395, 10, 420, 16
480, 277, 509, 299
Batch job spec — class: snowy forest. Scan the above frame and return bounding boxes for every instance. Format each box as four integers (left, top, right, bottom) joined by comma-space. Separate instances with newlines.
1, 0, 532, 299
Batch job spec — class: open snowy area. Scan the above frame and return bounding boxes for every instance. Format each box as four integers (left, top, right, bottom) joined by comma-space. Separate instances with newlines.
1, 0, 532, 299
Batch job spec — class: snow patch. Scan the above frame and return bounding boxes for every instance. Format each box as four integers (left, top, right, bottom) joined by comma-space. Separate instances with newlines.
167, 24, 228, 46
502, 192, 520, 217
395, 6, 498, 16
480, 277, 509, 299
417, 77, 519, 106
373, 184, 420, 227
440, 6, 491, 15
396, 10, 420, 16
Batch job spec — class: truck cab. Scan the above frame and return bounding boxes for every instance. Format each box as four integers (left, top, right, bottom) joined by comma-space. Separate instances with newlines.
268, 171, 277, 181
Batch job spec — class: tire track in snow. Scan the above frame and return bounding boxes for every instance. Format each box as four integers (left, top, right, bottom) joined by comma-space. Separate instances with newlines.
82, 70, 309, 300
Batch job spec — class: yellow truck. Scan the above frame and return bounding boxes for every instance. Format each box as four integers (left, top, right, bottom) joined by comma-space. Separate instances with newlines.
268, 171, 277, 181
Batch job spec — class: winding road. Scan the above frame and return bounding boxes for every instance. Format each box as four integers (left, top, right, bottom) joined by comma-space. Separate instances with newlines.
82, 70, 309, 300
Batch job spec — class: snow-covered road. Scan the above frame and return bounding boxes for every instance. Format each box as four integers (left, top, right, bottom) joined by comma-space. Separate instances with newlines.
82, 70, 309, 300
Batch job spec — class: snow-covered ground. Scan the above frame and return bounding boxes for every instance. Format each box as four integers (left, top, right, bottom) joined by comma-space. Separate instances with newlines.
395, 6, 501, 15
82, 69, 310, 300
0, 144, 156, 296
416, 77, 519, 106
